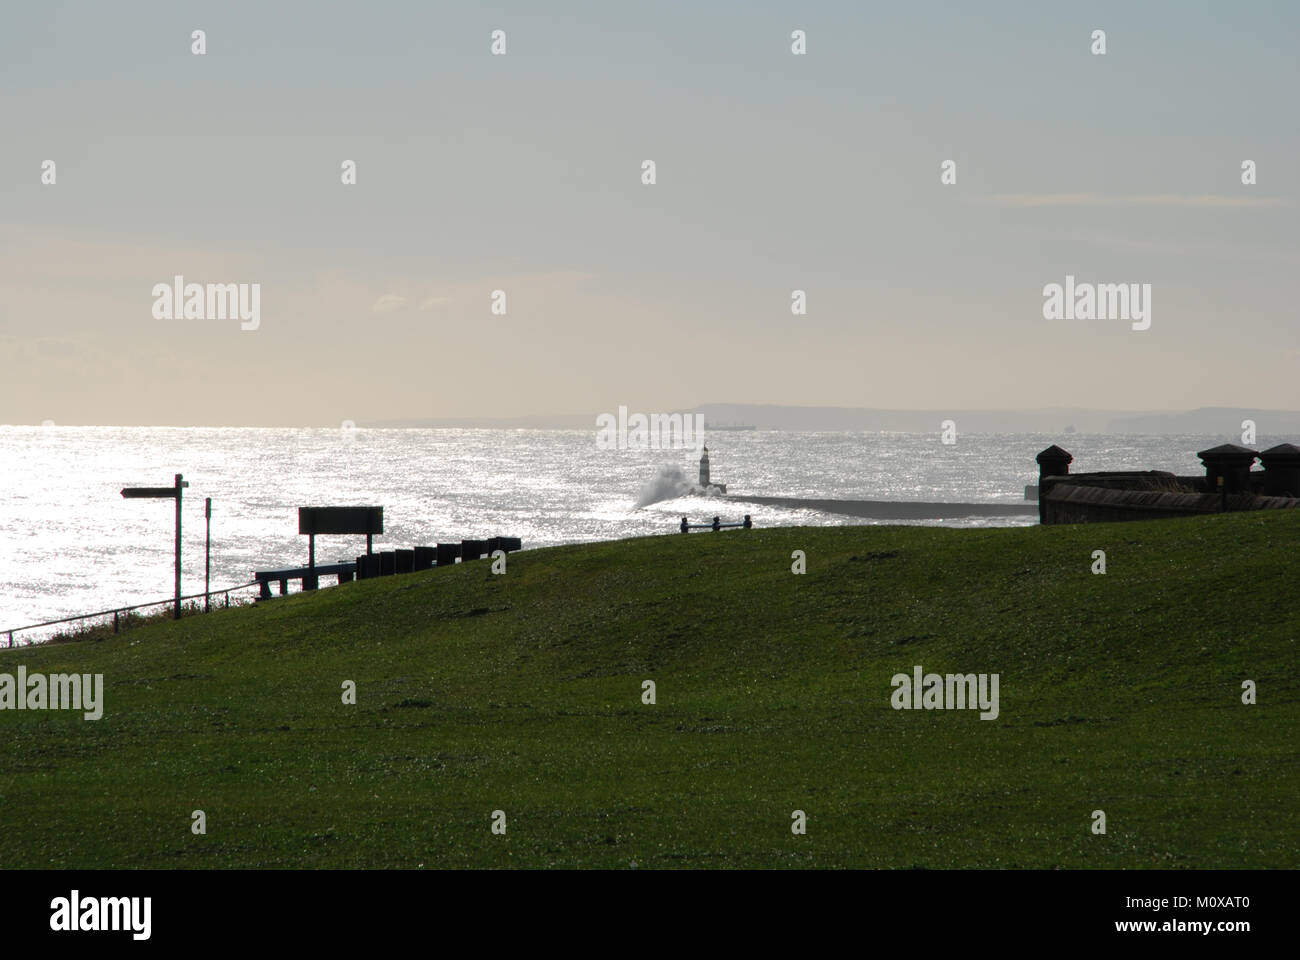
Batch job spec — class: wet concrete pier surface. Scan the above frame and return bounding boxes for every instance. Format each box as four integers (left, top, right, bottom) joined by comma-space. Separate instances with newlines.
722, 495, 1038, 520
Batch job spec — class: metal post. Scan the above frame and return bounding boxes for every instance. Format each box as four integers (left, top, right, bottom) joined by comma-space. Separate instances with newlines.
309, 532, 316, 570
174, 474, 184, 619
113, 611, 119, 634
366, 533, 373, 555
205, 497, 212, 613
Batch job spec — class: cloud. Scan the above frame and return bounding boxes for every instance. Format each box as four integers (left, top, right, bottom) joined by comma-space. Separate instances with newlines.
369, 294, 408, 313
979, 193, 1291, 209
418, 295, 453, 311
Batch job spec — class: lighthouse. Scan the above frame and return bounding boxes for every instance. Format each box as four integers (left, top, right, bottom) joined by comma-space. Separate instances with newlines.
698, 447, 726, 494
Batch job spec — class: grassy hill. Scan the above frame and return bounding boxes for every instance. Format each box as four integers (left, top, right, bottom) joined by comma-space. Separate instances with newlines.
2, 511, 1297, 869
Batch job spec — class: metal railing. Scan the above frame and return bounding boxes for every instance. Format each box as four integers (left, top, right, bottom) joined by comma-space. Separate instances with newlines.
3, 580, 261, 648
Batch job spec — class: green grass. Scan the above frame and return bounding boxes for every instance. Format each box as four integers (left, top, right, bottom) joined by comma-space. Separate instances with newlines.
2, 511, 1297, 869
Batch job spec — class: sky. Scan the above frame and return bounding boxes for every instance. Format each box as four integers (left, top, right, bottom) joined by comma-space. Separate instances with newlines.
1, 0, 1297, 426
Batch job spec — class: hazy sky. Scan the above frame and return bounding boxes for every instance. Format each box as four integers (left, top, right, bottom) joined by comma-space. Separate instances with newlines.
2, 1, 1297, 425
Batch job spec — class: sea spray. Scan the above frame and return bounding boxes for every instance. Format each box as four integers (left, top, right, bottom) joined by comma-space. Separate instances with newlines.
635, 464, 724, 508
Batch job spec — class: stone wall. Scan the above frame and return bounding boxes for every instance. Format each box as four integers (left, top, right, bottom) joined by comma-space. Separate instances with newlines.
1040, 475, 1300, 524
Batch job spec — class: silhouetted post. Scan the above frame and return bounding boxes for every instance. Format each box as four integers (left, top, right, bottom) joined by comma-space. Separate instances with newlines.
367, 534, 373, 555
204, 497, 212, 612
174, 475, 183, 618
680, 517, 688, 533
743, 514, 752, 529
1218, 475, 1226, 512
712, 516, 721, 532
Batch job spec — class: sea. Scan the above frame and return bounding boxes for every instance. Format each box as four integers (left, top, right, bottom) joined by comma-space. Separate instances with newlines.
0, 427, 1217, 641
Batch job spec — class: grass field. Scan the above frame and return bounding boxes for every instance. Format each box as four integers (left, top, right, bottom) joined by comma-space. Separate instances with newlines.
2, 511, 1297, 869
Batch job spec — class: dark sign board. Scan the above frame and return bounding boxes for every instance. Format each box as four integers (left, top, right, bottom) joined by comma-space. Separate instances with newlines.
299, 506, 384, 536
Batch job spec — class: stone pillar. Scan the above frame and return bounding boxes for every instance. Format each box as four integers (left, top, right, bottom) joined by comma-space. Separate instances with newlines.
1035, 445, 1073, 524
1196, 443, 1258, 494
1259, 443, 1300, 498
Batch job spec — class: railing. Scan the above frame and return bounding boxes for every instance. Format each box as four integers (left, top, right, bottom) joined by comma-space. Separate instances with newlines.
3, 580, 261, 648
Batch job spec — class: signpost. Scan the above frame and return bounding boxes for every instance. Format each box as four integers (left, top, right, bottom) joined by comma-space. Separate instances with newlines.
121, 473, 189, 620
205, 497, 212, 613
299, 506, 383, 563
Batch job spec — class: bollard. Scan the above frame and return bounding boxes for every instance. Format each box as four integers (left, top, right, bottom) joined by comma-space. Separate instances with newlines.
395, 549, 415, 574
743, 514, 752, 529
414, 546, 436, 570
681, 517, 689, 533
712, 516, 721, 532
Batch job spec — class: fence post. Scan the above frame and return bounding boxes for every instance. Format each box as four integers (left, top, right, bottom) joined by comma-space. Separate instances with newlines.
113, 611, 119, 634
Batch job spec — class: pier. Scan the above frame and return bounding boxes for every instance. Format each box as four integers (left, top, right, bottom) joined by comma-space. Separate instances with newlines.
722, 495, 1038, 520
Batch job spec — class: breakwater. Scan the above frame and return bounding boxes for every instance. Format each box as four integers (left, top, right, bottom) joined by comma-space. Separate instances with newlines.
723, 495, 1037, 520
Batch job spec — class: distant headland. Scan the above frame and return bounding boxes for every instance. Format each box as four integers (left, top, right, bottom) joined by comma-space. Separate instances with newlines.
363, 404, 1300, 436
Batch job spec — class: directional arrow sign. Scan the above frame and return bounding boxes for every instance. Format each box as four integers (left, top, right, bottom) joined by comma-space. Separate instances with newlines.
121, 486, 186, 498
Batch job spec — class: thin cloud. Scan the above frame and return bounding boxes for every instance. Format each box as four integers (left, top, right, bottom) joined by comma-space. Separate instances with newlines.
369, 294, 407, 313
